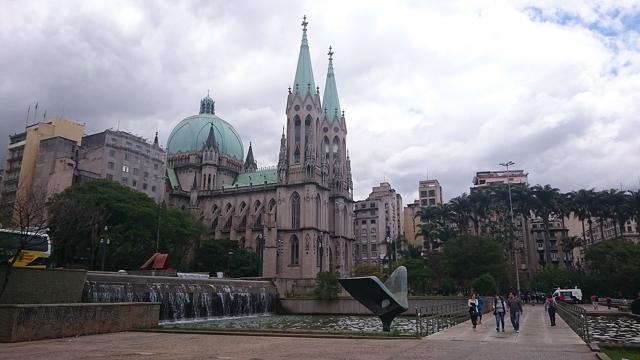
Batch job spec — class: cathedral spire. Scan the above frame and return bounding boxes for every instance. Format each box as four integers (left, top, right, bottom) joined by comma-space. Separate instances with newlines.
153, 131, 159, 146
322, 46, 341, 122
244, 141, 257, 172
204, 123, 218, 151
292, 15, 316, 96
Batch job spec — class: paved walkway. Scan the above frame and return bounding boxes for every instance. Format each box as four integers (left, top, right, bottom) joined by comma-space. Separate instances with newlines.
0, 306, 595, 360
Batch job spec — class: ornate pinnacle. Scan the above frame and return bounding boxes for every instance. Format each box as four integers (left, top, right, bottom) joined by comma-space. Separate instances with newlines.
328, 46, 334, 62
302, 15, 308, 33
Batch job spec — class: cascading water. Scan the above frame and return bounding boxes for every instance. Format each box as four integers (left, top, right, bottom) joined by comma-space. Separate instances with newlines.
83, 281, 275, 322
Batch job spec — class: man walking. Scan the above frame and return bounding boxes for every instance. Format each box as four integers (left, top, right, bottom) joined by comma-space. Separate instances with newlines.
507, 291, 523, 333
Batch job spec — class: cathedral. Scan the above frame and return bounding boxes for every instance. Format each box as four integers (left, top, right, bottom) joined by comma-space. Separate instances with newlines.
165, 17, 355, 294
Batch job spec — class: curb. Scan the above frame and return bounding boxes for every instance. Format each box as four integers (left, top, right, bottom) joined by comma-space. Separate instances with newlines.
136, 328, 420, 340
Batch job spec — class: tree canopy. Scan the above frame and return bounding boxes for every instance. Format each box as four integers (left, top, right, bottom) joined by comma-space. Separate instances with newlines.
191, 239, 260, 278
443, 235, 506, 288
47, 180, 203, 271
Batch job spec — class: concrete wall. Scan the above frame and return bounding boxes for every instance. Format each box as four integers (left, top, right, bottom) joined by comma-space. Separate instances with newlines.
278, 296, 466, 316
85, 272, 277, 294
0, 302, 159, 342
0, 268, 86, 304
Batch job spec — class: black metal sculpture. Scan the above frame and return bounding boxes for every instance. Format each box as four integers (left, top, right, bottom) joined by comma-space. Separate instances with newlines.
338, 266, 408, 332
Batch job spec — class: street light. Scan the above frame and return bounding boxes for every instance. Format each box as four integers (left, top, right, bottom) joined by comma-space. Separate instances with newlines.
499, 160, 521, 296
99, 225, 110, 271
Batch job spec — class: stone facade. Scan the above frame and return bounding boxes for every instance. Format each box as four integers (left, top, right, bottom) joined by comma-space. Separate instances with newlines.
354, 182, 403, 265
165, 18, 355, 292
79, 130, 166, 202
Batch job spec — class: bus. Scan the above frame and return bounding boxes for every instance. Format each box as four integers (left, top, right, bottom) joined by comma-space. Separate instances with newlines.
0, 229, 51, 268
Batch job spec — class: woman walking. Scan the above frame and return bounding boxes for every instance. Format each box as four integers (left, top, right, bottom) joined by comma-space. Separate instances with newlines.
545, 294, 557, 326
468, 293, 479, 329
493, 293, 506, 332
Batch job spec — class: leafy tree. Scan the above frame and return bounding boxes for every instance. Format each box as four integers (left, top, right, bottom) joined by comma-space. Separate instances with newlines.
532, 267, 580, 293
47, 180, 202, 270
443, 235, 506, 288
191, 239, 260, 277
314, 271, 340, 300
472, 273, 497, 296
585, 239, 640, 298
392, 258, 432, 295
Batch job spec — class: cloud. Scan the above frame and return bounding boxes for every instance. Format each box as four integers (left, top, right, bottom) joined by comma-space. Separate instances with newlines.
1, 0, 640, 204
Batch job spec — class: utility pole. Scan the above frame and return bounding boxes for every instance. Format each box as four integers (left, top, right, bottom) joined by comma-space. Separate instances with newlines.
500, 161, 521, 296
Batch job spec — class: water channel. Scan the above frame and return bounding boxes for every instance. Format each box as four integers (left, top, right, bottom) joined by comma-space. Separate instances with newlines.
587, 316, 640, 344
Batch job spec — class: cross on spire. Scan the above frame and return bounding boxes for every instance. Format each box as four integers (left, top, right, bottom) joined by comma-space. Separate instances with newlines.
301, 15, 308, 33
328, 46, 334, 62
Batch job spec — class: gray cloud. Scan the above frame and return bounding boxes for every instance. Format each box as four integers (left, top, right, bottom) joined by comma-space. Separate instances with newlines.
1, 0, 640, 205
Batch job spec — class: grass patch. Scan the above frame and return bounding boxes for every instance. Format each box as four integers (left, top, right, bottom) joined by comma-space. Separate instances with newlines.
604, 348, 640, 360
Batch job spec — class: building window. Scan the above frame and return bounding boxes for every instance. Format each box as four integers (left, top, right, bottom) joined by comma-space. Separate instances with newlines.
361, 220, 366, 225
142, 183, 148, 190
429, 199, 436, 205
122, 165, 130, 173
291, 192, 301, 229
111, 137, 117, 143
420, 191, 427, 197
124, 153, 129, 160
370, 219, 376, 224
154, 163, 159, 170
126, 141, 132, 147
106, 174, 113, 180
290, 235, 299, 265
421, 200, 428, 206
122, 177, 128, 184
316, 195, 321, 227
428, 190, 435, 197
107, 162, 114, 170
371, 244, 377, 252
109, 149, 116, 157
132, 180, 137, 187
144, 171, 149, 179
151, 185, 156, 192
370, 210, 375, 216
371, 228, 376, 234
361, 229, 367, 236
370, 203, 375, 208
133, 168, 139, 175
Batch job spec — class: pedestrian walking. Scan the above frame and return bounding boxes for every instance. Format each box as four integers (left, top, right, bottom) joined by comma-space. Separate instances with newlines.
477, 294, 485, 325
493, 293, 506, 332
468, 293, 479, 329
507, 291, 523, 333
545, 294, 557, 326
590, 294, 598, 310
606, 296, 612, 310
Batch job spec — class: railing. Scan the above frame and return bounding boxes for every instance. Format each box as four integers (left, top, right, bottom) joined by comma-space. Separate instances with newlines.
556, 302, 591, 343
414, 302, 470, 337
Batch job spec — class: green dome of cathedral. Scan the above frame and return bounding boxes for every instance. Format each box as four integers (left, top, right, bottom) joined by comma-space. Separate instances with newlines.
166, 96, 244, 160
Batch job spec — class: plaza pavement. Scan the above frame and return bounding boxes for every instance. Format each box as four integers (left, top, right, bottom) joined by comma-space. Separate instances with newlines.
0, 305, 595, 360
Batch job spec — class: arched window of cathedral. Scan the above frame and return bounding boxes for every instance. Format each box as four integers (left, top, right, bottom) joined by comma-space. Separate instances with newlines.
291, 192, 300, 229
343, 209, 348, 236
323, 137, 330, 158
238, 214, 246, 230
254, 200, 261, 213
212, 204, 218, 214
332, 136, 340, 155
304, 115, 312, 147
268, 198, 276, 212
208, 174, 212, 189
316, 194, 321, 227
224, 215, 232, 230
212, 217, 218, 231
290, 235, 299, 265
294, 116, 301, 163
202, 174, 206, 190
225, 203, 233, 214
256, 235, 265, 261
239, 201, 247, 214
255, 213, 262, 227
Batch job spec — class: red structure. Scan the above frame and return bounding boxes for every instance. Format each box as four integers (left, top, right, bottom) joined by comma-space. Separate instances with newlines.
140, 253, 171, 270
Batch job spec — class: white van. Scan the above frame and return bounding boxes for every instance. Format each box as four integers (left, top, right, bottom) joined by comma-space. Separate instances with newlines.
552, 288, 583, 303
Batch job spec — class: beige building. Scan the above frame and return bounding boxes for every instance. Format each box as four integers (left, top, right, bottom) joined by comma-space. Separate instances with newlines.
78, 130, 165, 202
418, 179, 443, 207
404, 179, 443, 249
165, 19, 355, 295
354, 182, 403, 265
472, 170, 528, 190
1, 117, 85, 221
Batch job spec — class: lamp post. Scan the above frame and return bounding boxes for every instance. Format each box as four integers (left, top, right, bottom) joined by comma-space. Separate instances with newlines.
500, 160, 521, 296
227, 251, 234, 277
99, 225, 109, 271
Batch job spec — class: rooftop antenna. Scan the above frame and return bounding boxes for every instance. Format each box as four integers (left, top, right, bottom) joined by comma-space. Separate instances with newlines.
33, 101, 39, 124
117, 119, 120, 131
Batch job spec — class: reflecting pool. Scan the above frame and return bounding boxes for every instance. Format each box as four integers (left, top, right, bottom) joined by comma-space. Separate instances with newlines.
588, 316, 640, 344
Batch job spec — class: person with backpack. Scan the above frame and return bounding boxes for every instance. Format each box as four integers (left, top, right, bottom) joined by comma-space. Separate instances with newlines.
477, 294, 485, 325
493, 293, 506, 332
545, 293, 557, 326
468, 293, 479, 329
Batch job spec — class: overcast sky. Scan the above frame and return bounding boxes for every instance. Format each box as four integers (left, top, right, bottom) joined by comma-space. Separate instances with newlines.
2, 0, 640, 202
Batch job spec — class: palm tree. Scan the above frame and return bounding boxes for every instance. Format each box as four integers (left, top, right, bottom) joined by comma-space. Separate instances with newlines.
469, 190, 491, 236
568, 190, 590, 246
530, 184, 560, 266
630, 191, 640, 234
560, 236, 581, 269
448, 194, 472, 234
603, 189, 632, 238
